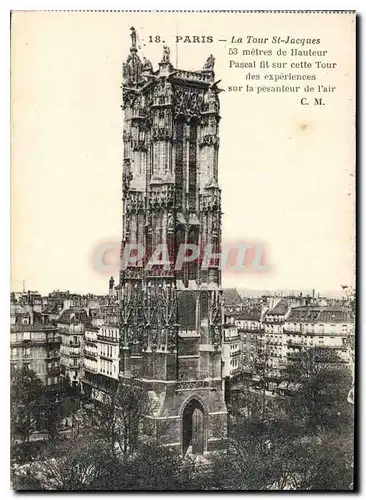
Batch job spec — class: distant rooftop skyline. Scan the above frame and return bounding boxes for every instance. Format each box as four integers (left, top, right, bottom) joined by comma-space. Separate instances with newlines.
11, 282, 349, 300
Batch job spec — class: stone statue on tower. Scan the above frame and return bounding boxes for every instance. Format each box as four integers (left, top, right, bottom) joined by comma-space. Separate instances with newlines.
130, 26, 137, 50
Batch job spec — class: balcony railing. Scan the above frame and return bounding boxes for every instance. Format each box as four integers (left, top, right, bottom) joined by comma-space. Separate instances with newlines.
100, 353, 114, 360
230, 350, 241, 357
10, 336, 61, 347
68, 362, 81, 369
84, 349, 98, 359
223, 334, 241, 342
60, 358, 81, 369
10, 325, 58, 333
264, 318, 284, 324
68, 340, 81, 347
283, 328, 345, 336
238, 327, 264, 334
84, 364, 98, 374
97, 334, 118, 344
69, 349, 81, 357
85, 335, 97, 343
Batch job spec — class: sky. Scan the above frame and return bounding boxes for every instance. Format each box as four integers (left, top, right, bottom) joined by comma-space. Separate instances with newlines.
11, 11, 355, 295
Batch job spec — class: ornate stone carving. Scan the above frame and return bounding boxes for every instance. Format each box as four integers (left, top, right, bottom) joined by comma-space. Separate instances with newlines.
122, 27, 143, 87
212, 325, 221, 345
199, 190, 221, 212
161, 45, 171, 63
123, 53, 143, 86
140, 283, 178, 346
202, 87, 220, 114
203, 54, 215, 71
122, 88, 140, 108
152, 126, 171, 142
122, 159, 133, 193
199, 133, 219, 148
174, 87, 204, 119
125, 192, 144, 214
130, 95, 148, 121
167, 324, 177, 350
148, 184, 175, 209
123, 218, 130, 238
153, 80, 173, 106
132, 139, 147, 151
200, 115, 218, 127
177, 380, 210, 390
142, 56, 153, 73
167, 211, 174, 234
211, 212, 220, 236
123, 129, 132, 143
120, 283, 147, 347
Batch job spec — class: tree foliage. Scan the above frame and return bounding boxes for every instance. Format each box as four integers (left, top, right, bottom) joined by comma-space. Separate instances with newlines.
221, 346, 354, 490
11, 351, 354, 491
284, 347, 353, 433
11, 367, 45, 445
82, 380, 150, 460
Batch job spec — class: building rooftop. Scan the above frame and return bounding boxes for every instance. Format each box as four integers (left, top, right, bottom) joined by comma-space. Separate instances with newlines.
286, 306, 353, 324
236, 308, 262, 321
10, 304, 28, 316
266, 299, 289, 316
223, 288, 243, 307
85, 325, 100, 332
42, 303, 61, 315
57, 308, 91, 325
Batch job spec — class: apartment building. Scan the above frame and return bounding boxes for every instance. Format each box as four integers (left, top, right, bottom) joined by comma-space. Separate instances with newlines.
236, 308, 264, 375
222, 316, 241, 378
58, 308, 89, 387
82, 323, 119, 400
10, 305, 61, 390
283, 306, 353, 360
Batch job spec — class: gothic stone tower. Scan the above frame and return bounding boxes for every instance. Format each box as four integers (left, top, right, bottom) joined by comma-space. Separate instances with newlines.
120, 27, 227, 454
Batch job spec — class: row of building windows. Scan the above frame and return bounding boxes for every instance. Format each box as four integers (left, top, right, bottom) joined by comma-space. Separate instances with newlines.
11, 347, 61, 360
100, 359, 116, 377
100, 344, 115, 358
100, 328, 118, 339
238, 322, 260, 330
